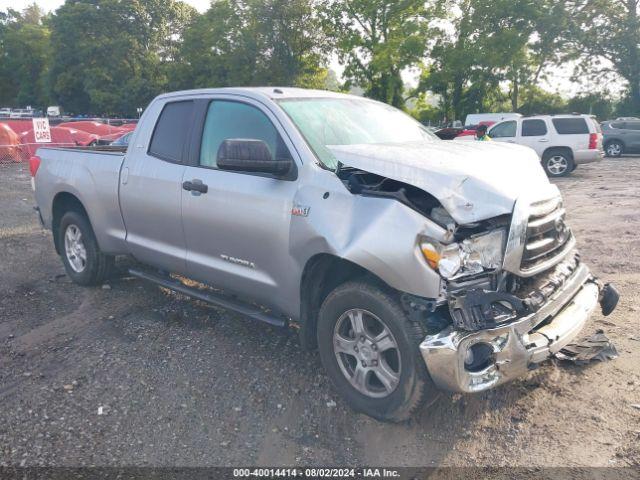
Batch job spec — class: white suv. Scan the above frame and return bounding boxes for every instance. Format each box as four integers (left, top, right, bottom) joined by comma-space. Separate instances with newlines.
486, 114, 604, 177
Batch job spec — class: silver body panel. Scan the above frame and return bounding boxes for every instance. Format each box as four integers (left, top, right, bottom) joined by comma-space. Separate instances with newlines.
33, 87, 606, 394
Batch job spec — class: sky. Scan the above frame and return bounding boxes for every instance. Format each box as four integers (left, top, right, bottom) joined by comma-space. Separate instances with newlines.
2, 0, 625, 99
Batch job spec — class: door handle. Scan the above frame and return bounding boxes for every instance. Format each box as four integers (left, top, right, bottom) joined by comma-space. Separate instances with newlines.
182, 179, 208, 194
538, 138, 549, 142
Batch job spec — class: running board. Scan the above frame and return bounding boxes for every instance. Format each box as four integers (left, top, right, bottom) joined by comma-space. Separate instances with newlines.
128, 268, 286, 327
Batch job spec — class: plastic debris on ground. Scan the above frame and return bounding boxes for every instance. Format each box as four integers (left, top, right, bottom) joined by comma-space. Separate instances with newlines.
555, 329, 619, 365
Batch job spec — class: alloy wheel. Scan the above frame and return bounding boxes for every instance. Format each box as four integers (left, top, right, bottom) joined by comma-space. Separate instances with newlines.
546, 155, 568, 175
64, 224, 87, 273
333, 308, 402, 398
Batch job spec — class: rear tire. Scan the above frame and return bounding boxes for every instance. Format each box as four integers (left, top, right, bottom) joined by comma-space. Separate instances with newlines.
605, 141, 623, 158
58, 210, 114, 286
542, 149, 574, 177
317, 281, 434, 422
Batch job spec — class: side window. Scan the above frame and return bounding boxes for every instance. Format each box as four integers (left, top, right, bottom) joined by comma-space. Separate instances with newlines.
148, 101, 194, 162
199, 101, 291, 168
552, 118, 589, 135
522, 119, 548, 137
611, 122, 625, 129
625, 122, 640, 131
489, 120, 517, 138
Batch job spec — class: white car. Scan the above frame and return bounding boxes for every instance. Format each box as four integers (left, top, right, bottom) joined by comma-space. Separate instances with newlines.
464, 112, 521, 126
485, 114, 604, 177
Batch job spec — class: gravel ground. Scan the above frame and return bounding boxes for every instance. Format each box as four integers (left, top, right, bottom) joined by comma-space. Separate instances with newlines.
0, 157, 639, 468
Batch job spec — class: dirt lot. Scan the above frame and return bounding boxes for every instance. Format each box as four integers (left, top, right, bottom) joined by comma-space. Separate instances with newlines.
0, 157, 639, 469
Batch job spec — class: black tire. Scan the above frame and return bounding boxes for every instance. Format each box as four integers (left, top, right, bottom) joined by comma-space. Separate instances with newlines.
604, 141, 623, 158
542, 149, 574, 177
57, 210, 114, 286
317, 281, 434, 422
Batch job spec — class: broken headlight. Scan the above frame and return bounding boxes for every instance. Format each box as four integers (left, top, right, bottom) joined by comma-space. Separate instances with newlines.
420, 229, 506, 279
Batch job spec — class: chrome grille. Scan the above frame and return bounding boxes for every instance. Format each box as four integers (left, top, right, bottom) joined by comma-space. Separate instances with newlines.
521, 197, 573, 273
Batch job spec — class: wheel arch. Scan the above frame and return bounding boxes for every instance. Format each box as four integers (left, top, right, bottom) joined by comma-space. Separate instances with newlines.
51, 192, 91, 255
603, 137, 625, 149
542, 146, 573, 160
298, 253, 389, 350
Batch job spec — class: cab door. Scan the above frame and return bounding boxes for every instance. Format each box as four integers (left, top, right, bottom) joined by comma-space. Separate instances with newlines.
119, 100, 195, 274
488, 120, 517, 144
518, 118, 550, 157
180, 97, 301, 313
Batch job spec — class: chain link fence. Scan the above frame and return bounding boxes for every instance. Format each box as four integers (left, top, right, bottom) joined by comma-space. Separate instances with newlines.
0, 118, 137, 165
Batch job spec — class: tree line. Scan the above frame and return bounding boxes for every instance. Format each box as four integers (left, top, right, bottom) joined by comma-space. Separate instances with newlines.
0, 0, 637, 120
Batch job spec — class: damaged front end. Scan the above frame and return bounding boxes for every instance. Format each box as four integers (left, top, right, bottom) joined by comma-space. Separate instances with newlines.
419, 194, 620, 393
336, 161, 619, 394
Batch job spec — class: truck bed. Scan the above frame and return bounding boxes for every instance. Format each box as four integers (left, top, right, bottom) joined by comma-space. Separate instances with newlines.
34, 146, 128, 255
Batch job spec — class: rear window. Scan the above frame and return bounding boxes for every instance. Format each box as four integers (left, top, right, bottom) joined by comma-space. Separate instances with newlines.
522, 119, 548, 136
148, 101, 194, 162
552, 118, 589, 135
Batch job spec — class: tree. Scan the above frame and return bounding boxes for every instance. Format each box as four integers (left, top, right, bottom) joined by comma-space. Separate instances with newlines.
48, 0, 196, 116
0, 5, 50, 108
566, 92, 616, 119
322, 0, 436, 108
176, 0, 328, 90
564, 0, 640, 114
416, 0, 568, 120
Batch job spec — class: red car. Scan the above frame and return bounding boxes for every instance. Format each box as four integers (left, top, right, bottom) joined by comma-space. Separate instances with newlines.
456, 121, 496, 138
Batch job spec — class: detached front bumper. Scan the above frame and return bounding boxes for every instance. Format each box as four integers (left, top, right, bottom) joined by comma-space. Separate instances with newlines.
420, 264, 609, 393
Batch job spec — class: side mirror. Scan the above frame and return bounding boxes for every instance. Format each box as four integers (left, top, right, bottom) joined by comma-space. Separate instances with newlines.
217, 139, 292, 177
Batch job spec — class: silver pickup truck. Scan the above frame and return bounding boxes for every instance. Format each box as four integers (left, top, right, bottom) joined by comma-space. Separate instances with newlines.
31, 88, 619, 421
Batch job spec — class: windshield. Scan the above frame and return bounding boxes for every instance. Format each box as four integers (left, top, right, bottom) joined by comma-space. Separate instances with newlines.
278, 97, 438, 169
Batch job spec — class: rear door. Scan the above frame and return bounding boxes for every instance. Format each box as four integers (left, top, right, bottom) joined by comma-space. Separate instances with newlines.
624, 121, 640, 151
551, 117, 590, 151
518, 118, 550, 157
119, 99, 195, 274
180, 96, 301, 311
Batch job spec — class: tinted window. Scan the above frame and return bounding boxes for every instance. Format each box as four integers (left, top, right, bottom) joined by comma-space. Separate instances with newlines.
148, 101, 194, 162
625, 122, 640, 131
200, 101, 291, 168
489, 121, 516, 138
552, 118, 589, 135
611, 122, 625, 129
522, 119, 548, 136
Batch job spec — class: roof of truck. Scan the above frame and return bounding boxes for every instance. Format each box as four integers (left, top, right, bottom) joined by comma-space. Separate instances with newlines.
156, 87, 364, 102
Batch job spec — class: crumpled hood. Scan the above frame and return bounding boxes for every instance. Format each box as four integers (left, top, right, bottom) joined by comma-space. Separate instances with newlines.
329, 140, 557, 225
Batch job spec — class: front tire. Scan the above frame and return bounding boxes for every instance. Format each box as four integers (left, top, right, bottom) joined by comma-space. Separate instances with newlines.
317, 281, 434, 422
58, 210, 114, 286
605, 141, 623, 157
542, 150, 574, 177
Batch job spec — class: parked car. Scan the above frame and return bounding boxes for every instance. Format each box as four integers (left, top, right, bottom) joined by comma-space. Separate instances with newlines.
111, 131, 133, 146
464, 112, 521, 126
30, 88, 618, 421
487, 114, 603, 177
435, 121, 464, 140
457, 120, 496, 138
601, 119, 640, 157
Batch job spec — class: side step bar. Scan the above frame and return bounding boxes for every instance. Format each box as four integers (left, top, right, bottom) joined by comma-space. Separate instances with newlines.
128, 268, 286, 327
